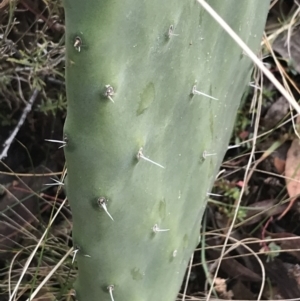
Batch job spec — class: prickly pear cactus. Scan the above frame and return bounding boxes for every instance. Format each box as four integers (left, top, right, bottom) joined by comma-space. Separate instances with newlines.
63, 1, 270, 301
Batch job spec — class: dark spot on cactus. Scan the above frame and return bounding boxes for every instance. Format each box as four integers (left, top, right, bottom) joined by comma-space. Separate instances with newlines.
209, 159, 215, 174
209, 84, 213, 98
131, 268, 144, 281
239, 51, 244, 60
183, 234, 189, 249
159, 199, 167, 220
209, 109, 214, 136
199, 9, 204, 26
137, 82, 155, 116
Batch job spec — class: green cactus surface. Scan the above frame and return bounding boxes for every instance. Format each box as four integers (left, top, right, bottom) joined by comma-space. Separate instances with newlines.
63, 1, 270, 301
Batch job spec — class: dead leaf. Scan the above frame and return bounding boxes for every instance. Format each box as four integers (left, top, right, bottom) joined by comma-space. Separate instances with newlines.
270, 140, 290, 174
242, 199, 286, 226
288, 264, 300, 289
279, 138, 300, 219
264, 96, 289, 130
265, 258, 300, 300
231, 280, 255, 300
258, 138, 289, 176
0, 166, 53, 259
239, 130, 249, 140
264, 177, 281, 186
273, 157, 286, 174
273, 27, 300, 73
207, 247, 262, 282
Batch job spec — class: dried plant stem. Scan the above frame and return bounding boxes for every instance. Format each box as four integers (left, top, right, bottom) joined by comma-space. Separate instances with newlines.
0, 89, 39, 160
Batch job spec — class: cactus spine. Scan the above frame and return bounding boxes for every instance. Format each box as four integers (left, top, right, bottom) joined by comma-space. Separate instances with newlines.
63, 1, 270, 301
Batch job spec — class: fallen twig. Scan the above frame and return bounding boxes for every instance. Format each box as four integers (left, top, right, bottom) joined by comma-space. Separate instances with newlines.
0, 89, 39, 160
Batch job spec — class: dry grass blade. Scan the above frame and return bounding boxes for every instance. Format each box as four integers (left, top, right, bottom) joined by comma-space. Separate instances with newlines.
182, 254, 194, 301
25, 248, 73, 301
0, 89, 39, 160
8, 198, 68, 301
0, 0, 10, 9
